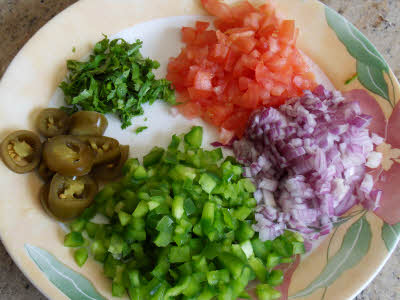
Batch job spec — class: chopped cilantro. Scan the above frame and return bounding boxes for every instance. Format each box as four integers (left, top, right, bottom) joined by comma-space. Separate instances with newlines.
60, 36, 175, 129
135, 126, 148, 134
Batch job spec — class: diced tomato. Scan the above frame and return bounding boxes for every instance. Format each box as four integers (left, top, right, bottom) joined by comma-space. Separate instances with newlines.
231, 1, 256, 19
209, 44, 230, 63
182, 27, 197, 45
266, 56, 287, 72
201, 0, 233, 19
178, 101, 203, 119
235, 81, 260, 109
188, 87, 213, 100
233, 57, 253, 78
271, 85, 285, 97
186, 46, 209, 64
224, 48, 241, 72
233, 36, 257, 54
193, 70, 214, 91
238, 76, 252, 91
195, 30, 217, 46
243, 12, 263, 30
241, 54, 258, 70
214, 18, 241, 32
196, 21, 210, 32
226, 27, 255, 40
204, 103, 234, 126
250, 49, 261, 58
221, 110, 251, 138
216, 30, 231, 45
185, 65, 201, 87
255, 63, 272, 85
279, 20, 295, 44
166, 71, 185, 91
167, 0, 317, 139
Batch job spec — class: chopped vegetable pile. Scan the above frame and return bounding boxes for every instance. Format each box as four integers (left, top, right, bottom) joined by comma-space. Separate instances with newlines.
233, 86, 383, 241
167, 0, 317, 138
60, 37, 175, 129
64, 127, 305, 299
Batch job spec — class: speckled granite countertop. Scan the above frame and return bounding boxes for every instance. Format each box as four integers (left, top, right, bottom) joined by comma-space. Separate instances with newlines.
0, 0, 399, 299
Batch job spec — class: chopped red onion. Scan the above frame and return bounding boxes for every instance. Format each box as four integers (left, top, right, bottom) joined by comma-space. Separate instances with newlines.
234, 86, 382, 241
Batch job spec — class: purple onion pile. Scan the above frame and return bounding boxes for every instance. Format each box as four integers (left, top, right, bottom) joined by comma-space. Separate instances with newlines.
233, 86, 383, 241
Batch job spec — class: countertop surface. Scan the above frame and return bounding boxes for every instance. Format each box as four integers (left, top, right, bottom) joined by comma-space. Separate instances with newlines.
0, 0, 399, 299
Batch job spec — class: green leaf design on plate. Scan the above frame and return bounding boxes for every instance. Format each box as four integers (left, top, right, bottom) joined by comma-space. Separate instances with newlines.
325, 5, 392, 105
325, 6, 388, 71
292, 216, 371, 298
382, 222, 400, 252
25, 244, 105, 300
357, 61, 390, 101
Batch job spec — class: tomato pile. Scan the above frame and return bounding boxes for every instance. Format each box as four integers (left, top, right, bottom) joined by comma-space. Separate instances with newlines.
167, 0, 317, 139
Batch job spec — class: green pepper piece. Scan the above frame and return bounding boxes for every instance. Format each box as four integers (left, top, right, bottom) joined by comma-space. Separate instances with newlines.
172, 195, 185, 220
64, 232, 84, 247
169, 245, 190, 263
266, 252, 281, 269
217, 252, 245, 279
267, 269, 284, 287
199, 173, 217, 194
251, 238, 270, 261
91, 240, 107, 262
143, 147, 165, 167
256, 284, 281, 300
85, 222, 100, 238
118, 211, 131, 226
248, 256, 268, 283
108, 234, 127, 256
112, 282, 126, 297
94, 184, 116, 204
236, 221, 255, 243
207, 269, 230, 285
168, 134, 180, 151
132, 200, 149, 218
69, 219, 86, 232
197, 286, 217, 300
169, 164, 197, 181
104, 254, 118, 278
122, 158, 140, 176
74, 248, 88, 267
232, 207, 253, 221
184, 126, 203, 149
165, 276, 191, 297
